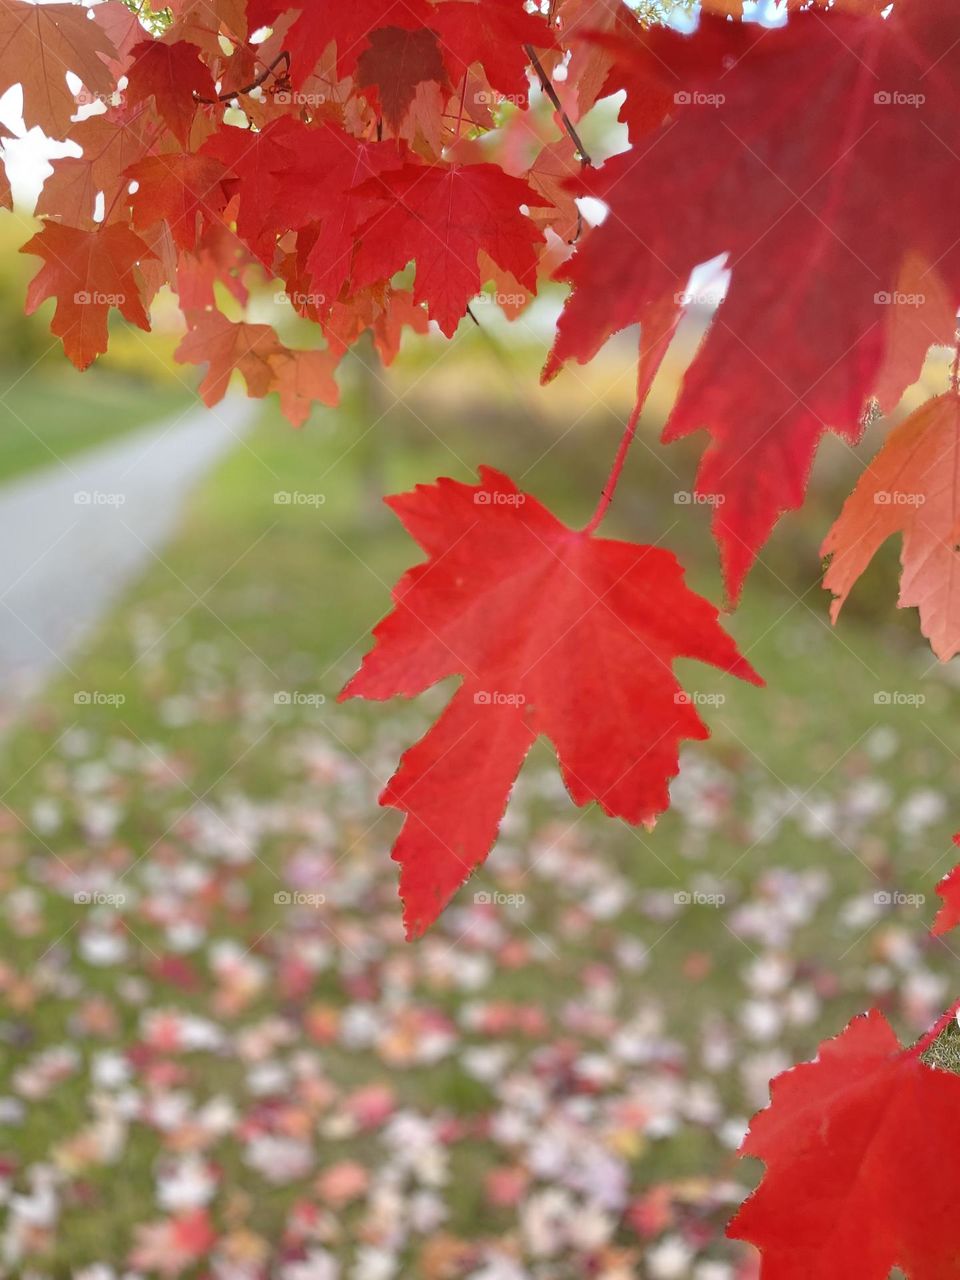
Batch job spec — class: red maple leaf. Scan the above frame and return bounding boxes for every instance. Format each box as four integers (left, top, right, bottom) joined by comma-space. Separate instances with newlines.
351, 162, 548, 337
268, 128, 405, 312
822, 392, 960, 662
341, 467, 761, 938
126, 153, 231, 252
175, 308, 339, 426
932, 836, 960, 937
547, 1, 960, 598
201, 118, 320, 261
21, 222, 154, 370
729, 1008, 960, 1279
355, 26, 448, 130
432, 0, 556, 106
124, 39, 216, 146
0, 0, 118, 136
283, 0, 436, 85
34, 111, 154, 229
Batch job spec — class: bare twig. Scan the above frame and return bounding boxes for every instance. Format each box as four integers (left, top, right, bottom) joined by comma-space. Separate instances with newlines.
194, 50, 291, 104
524, 43, 593, 167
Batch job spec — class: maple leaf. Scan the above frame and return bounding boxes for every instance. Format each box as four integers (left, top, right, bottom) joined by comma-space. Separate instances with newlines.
34, 112, 153, 228
351, 163, 548, 337
21, 222, 154, 370
821, 393, 960, 663
521, 138, 583, 246
201, 118, 313, 262
552, 0, 638, 121
322, 288, 429, 365
166, 0, 248, 49
0, 0, 118, 137
292, 135, 409, 311
432, 0, 556, 106
124, 39, 216, 147
94, 1, 147, 78
127, 153, 231, 252
175, 309, 339, 426
932, 836, 960, 937
729, 1008, 960, 1279
175, 223, 251, 311
340, 467, 761, 938
355, 27, 448, 131
208, 120, 404, 310
246, 0, 287, 30
546, 1, 960, 599
283, 0, 436, 85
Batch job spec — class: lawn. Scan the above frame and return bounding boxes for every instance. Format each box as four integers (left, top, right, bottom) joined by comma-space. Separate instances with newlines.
0, 347, 958, 1278
0, 366, 191, 484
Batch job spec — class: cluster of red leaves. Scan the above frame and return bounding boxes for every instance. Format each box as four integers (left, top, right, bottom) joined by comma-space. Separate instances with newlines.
2, 0, 958, 653
2, 0, 579, 420
549, 0, 960, 602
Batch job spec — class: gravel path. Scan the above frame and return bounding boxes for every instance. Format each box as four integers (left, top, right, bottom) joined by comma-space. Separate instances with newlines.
0, 397, 254, 727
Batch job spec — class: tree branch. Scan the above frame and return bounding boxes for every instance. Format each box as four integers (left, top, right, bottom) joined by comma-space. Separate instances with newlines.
194, 50, 291, 104
524, 44, 593, 167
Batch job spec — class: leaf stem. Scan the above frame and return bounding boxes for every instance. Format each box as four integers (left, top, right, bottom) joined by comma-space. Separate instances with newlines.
524, 44, 593, 167
454, 73, 468, 141
582, 401, 642, 535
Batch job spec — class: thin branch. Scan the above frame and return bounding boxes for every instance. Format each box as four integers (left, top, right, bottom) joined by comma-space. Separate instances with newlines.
524, 44, 593, 167
194, 50, 291, 104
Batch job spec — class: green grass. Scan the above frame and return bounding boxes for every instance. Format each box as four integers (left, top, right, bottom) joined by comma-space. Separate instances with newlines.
1, 356, 958, 1272
0, 366, 191, 483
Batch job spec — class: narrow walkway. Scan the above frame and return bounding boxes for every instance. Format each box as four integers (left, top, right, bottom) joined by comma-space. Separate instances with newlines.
0, 398, 254, 726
